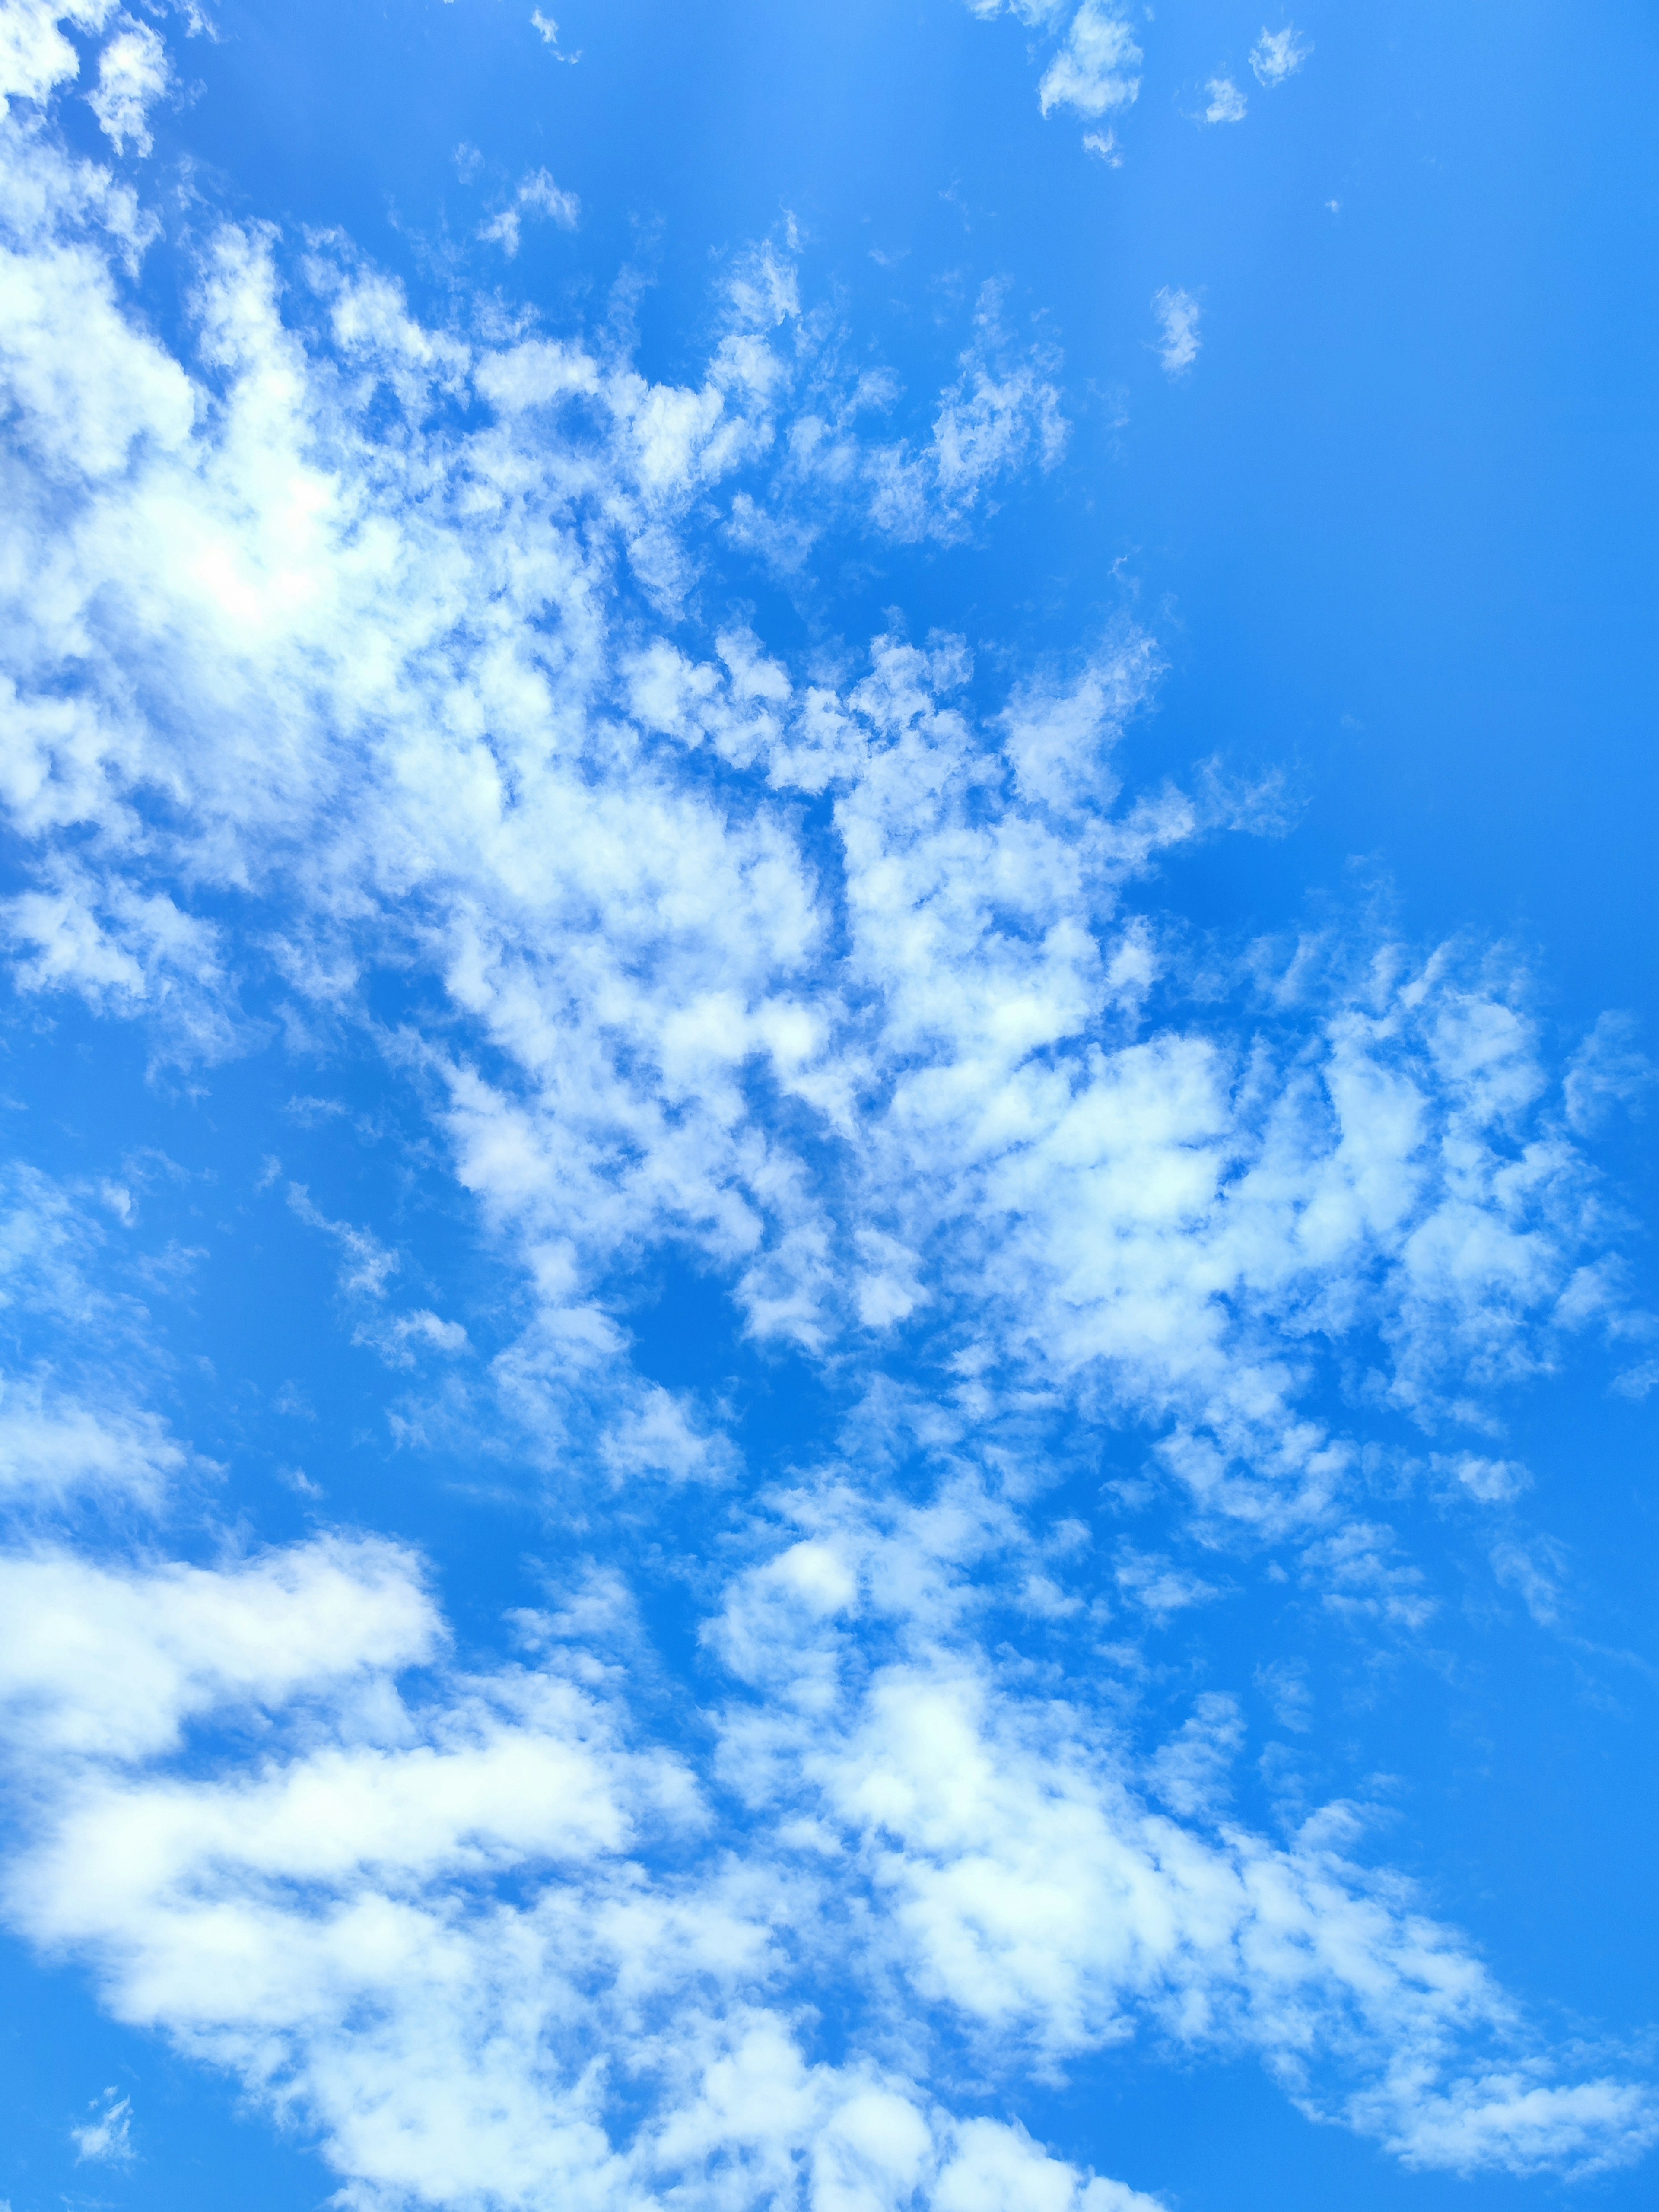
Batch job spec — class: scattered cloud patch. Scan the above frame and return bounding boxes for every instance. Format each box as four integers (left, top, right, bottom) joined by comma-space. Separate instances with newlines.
1039, 0, 1142, 119
88, 14, 169, 156
480, 166, 580, 255
1151, 285, 1201, 373
1203, 76, 1246, 124
72, 2088, 133, 2164
1250, 23, 1310, 87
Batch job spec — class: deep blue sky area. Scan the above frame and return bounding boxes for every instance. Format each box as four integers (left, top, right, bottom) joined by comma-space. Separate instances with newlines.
3, 3, 1658, 2210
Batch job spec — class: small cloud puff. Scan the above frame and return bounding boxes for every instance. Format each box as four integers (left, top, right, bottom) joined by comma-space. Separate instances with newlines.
1039, 0, 1141, 120
480, 168, 580, 257
89, 16, 171, 157
1152, 286, 1201, 374
1203, 77, 1247, 124
1436, 1453, 1531, 1505
73, 2089, 134, 2164
1250, 23, 1310, 87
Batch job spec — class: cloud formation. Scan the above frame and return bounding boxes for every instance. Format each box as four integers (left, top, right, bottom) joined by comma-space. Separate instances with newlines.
0, 7, 1653, 2209
479, 166, 581, 254
1250, 24, 1311, 89
1151, 285, 1200, 372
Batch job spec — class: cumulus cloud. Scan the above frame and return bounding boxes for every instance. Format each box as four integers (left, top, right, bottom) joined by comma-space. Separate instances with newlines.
87, 11, 168, 154
1203, 76, 1246, 124
0, 0, 112, 109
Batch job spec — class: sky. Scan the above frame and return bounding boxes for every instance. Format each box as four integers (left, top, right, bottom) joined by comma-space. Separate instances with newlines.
0, 3, 1657, 2210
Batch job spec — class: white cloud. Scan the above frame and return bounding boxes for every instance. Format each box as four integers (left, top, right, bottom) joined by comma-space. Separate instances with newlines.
0, 1536, 439, 1758
1038, 1, 1141, 121
1370, 2073, 1658, 2179
1203, 76, 1246, 124
1250, 24, 1310, 88
0, 1161, 197, 1513
0, 0, 113, 108
0, 1526, 1186, 2212
706, 1478, 1653, 2168
1436, 1452, 1530, 1505
0, 1377, 184, 1508
1611, 1357, 1659, 1402
3, 1504, 1646, 2206
88, 13, 168, 155
0, 93, 1625, 1557
480, 166, 580, 256
1151, 286, 1201, 373
287, 1182, 403, 1299
1115, 1546, 1219, 1617
958, 2, 1071, 28
72, 2085, 133, 2162
3, 859, 238, 1062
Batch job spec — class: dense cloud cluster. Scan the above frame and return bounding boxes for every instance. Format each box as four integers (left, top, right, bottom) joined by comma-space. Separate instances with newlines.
0, 7, 1654, 2208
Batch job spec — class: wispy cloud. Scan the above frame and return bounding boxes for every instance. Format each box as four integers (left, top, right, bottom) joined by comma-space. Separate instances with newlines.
1251, 23, 1311, 87
479, 166, 581, 255
88, 15, 170, 156
1152, 284, 1201, 372
72, 2088, 133, 2164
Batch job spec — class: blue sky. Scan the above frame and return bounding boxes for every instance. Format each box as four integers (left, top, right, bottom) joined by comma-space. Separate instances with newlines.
0, 4, 1657, 2211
